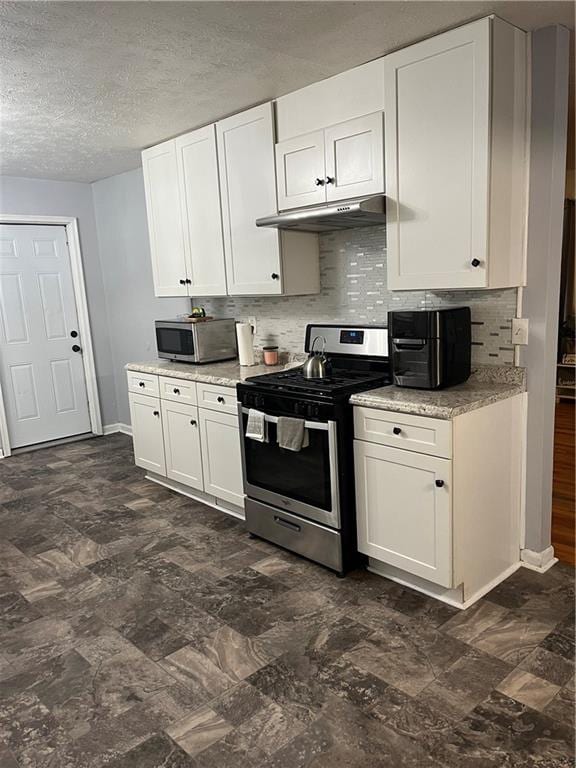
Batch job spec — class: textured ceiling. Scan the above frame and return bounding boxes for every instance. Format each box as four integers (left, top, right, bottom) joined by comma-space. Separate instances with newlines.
1, 1, 574, 183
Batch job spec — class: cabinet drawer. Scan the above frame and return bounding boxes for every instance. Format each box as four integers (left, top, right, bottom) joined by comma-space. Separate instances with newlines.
159, 376, 197, 405
196, 383, 237, 414
127, 371, 160, 398
354, 407, 452, 458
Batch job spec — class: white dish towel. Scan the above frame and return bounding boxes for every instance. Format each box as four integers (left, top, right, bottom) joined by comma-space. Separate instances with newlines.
245, 409, 268, 442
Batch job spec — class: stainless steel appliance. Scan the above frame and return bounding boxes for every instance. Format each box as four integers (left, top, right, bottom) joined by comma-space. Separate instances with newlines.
155, 318, 237, 364
388, 307, 471, 390
236, 324, 391, 575
255, 195, 386, 233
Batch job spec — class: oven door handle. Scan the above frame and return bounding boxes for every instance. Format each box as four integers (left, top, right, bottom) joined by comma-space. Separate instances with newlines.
240, 407, 328, 432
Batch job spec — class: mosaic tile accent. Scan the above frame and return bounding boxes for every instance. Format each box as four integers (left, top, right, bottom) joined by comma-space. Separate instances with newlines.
198, 227, 518, 365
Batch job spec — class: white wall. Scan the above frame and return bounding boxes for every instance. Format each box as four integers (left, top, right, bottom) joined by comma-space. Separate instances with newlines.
0, 175, 118, 428
91, 168, 189, 427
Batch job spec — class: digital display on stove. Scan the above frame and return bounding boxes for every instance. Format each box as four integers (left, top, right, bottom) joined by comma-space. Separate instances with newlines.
340, 329, 364, 345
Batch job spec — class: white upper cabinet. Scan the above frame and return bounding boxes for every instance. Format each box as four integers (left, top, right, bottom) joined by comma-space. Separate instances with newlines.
217, 103, 282, 295
217, 103, 319, 296
276, 131, 326, 211
324, 113, 384, 202
276, 113, 384, 211
175, 126, 227, 297
142, 140, 188, 297
385, 17, 528, 291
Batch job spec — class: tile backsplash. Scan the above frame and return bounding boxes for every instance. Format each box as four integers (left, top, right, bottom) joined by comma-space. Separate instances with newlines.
199, 226, 518, 365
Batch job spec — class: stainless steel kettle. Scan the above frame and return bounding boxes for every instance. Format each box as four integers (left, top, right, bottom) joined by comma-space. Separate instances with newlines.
302, 336, 332, 379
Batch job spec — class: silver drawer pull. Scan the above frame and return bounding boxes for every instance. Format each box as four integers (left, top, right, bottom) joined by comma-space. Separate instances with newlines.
274, 516, 301, 533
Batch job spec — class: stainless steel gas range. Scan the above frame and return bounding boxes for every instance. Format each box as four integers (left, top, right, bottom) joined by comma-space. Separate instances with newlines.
236, 324, 391, 576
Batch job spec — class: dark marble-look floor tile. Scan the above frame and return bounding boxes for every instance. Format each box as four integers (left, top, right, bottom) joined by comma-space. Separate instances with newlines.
343, 617, 467, 696
159, 644, 236, 702
468, 610, 556, 666
0, 741, 19, 768
107, 733, 199, 767
210, 681, 270, 727
0, 616, 77, 680
415, 646, 512, 719
519, 645, 575, 687
543, 678, 575, 729
0, 592, 41, 631
0, 692, 68, 767
123, 615, 189, 661
316, 656, 390, 711
429, 690, 574, 768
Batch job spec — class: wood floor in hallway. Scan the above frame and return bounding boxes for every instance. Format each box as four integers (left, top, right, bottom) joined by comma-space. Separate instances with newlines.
552, 401, 575, 566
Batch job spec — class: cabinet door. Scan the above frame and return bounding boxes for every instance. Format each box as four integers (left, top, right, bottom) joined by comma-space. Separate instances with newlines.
199, 408, 244, 507
276, 131, 326, 210
128, 393, 166, 476
324, 113, 384, 202
354, 440, 452, 587
142, 140, 188, 297
161, 400, 203, 491
384, 19, 490, 290
175, 126, 227, 296
217, 103, 283, 296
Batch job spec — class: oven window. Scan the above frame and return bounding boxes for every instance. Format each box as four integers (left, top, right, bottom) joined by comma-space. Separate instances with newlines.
156, 327, 194, 356
242, 414, 332, 511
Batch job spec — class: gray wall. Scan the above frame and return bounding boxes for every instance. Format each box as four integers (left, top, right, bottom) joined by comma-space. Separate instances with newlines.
0, 174, 118, 427
91, 168, 190, 426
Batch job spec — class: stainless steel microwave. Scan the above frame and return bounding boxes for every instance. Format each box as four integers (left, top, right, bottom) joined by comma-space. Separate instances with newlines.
155, 318, 237, 364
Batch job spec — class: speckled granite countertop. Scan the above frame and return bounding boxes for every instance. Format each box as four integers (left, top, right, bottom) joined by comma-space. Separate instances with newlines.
349, 366, 526, 420
125, 358, 302, 386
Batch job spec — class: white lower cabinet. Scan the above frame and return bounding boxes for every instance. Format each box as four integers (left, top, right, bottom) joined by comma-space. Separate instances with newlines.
128, 393, 166, 475
161, 400, 203, 491
128, 377, 244, 514
354, 440, 452, 588
199, 407, 244, 507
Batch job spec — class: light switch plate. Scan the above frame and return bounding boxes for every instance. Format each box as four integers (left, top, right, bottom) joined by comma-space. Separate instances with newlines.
512, 317, 529, 345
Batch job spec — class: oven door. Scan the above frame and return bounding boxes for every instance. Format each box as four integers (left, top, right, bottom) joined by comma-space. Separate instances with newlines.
155, 324, 195, 361
239, 405, 340, 529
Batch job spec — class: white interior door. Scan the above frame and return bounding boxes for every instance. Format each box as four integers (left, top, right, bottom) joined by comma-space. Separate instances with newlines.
324, 113, 384, 202
275, 131, 326, 210
0, 224, 92, 449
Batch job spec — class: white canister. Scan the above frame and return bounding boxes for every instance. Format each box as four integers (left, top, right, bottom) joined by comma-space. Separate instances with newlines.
236, 322, 255, 366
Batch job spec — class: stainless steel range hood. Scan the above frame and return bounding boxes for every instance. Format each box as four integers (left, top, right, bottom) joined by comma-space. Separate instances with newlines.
255, 195, 386, 233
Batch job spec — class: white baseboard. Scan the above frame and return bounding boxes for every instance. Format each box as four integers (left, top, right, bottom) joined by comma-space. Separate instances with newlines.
367, 558, 522, 611
103, 422, 132, 436
146, 472, 245, 521
521, 546, 558, 573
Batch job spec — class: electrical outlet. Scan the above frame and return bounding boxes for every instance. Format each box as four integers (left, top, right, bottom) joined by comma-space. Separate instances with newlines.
512, 317, 529, 345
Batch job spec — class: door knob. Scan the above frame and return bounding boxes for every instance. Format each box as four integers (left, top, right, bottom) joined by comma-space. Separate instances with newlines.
471, 258, 481, 268
315, 178, 325, 186
435, 479, 445, 488
72, 344, 82, 353
70, 330, 78, 338
325, 176, 335, 185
